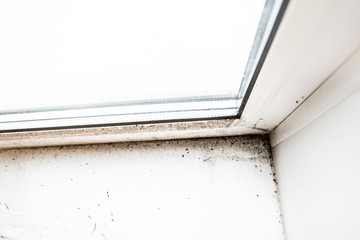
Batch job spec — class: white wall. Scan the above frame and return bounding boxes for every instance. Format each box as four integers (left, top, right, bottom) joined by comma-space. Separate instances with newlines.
0, 136, 283, 240
271, 49, 360, 239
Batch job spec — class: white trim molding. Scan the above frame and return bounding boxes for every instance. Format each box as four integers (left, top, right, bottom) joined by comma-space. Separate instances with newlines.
270, 47, 360, 147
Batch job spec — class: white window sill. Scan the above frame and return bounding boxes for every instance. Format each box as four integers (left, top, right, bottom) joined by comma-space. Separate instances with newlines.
0, 119, 264, 149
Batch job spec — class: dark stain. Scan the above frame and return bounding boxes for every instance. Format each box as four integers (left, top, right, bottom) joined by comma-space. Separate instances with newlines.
102, 233, 108, 240
0, 235, 14, 240
203, 157, 211, 162
92, 223, 97, 234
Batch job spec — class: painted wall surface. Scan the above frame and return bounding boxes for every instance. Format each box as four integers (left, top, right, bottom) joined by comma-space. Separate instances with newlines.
272, 83, 360, 238
0, 136, 283, 240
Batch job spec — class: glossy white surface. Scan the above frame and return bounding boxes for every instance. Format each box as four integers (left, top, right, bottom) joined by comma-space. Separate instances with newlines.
270, 48, 360, 147
272, 77, 360, 239
242, 0, 360, 130
0, 136, 283, 240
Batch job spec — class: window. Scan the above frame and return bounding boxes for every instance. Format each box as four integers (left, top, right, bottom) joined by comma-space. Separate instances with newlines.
0, 0, 287, 132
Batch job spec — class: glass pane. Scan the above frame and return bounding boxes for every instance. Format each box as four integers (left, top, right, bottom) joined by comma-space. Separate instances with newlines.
0, 0, 284, 131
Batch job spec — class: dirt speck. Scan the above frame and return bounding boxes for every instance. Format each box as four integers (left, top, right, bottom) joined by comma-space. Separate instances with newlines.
0, 235, 14, 240
92, 223, 97, 234
203, 157, 211, 162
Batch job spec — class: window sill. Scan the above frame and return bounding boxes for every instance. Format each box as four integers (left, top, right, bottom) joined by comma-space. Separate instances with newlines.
0, 119, 264, 149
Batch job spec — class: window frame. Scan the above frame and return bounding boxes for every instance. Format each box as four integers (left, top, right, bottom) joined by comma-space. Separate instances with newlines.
0, 0, 288, 134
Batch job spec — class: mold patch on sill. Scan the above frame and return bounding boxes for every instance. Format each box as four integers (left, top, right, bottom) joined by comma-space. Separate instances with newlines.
0, 119, 265, 149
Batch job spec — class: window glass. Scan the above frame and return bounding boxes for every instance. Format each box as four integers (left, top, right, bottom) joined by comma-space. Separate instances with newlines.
0, 0, 284, 131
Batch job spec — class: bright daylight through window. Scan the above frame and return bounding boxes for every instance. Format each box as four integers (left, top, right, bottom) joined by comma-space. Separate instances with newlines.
0, 0, 285, 132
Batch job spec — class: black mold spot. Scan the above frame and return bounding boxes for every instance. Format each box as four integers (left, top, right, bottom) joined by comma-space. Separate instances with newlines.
203, 157, 211, 162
